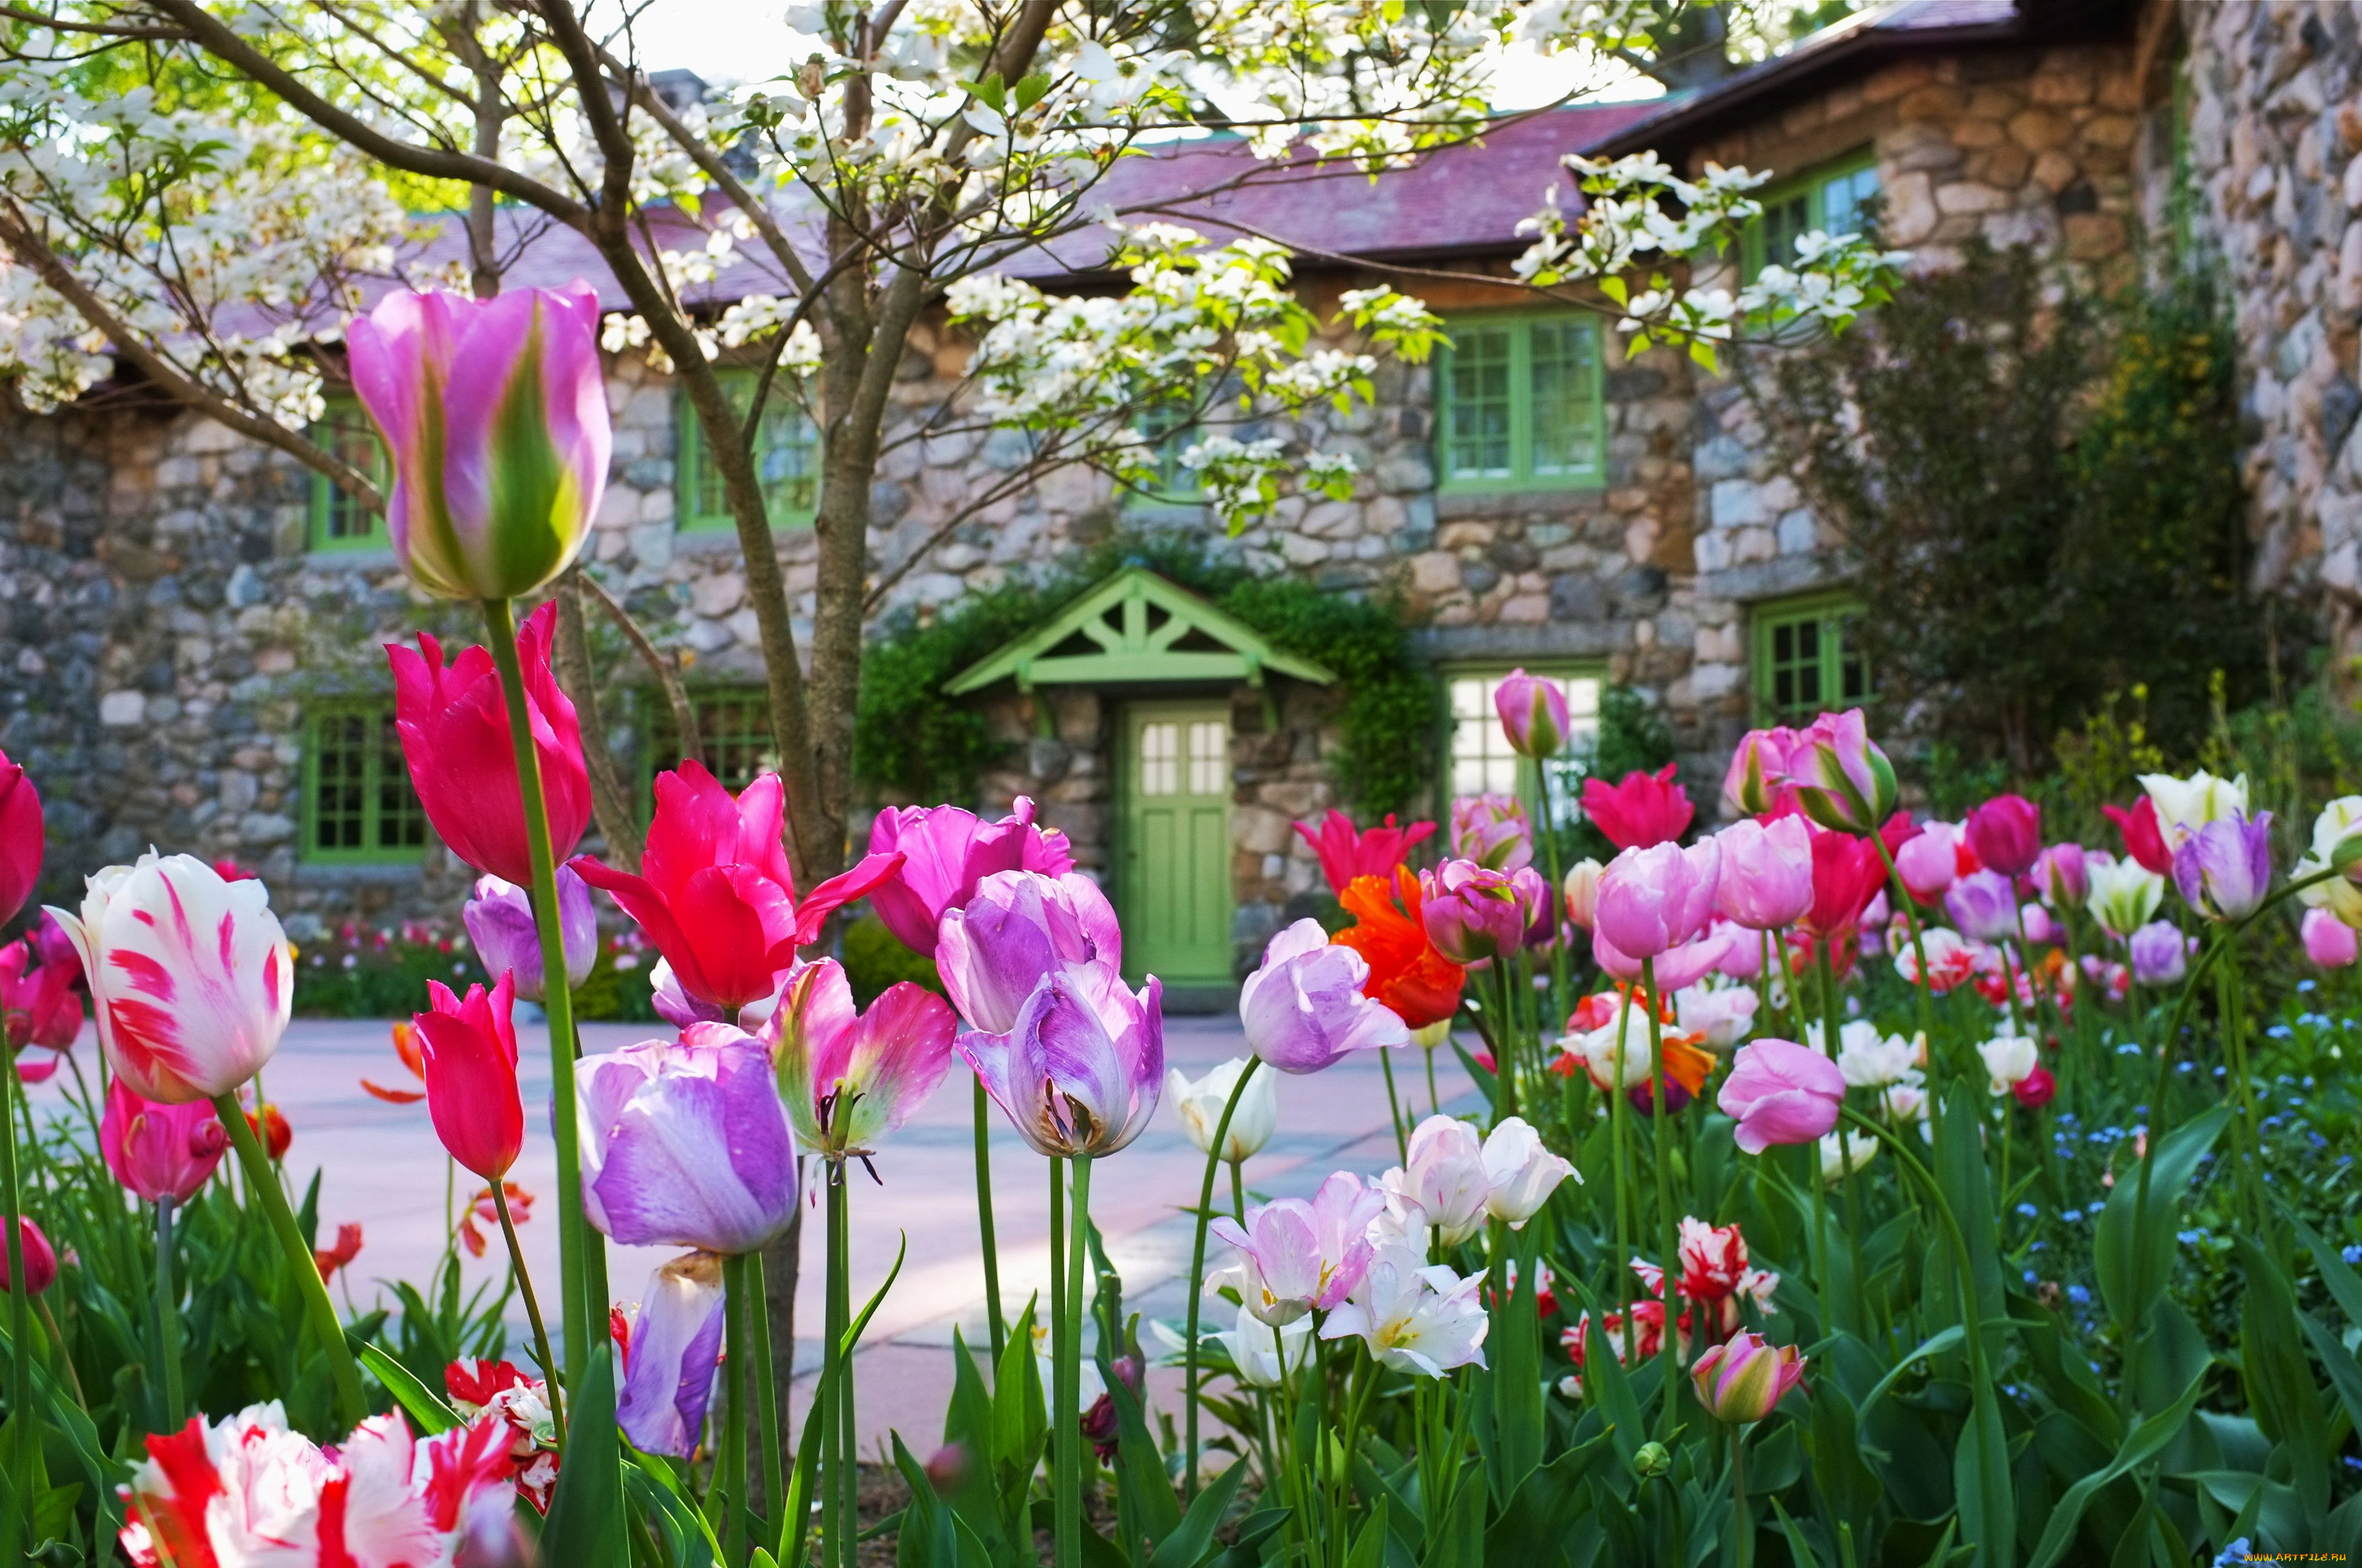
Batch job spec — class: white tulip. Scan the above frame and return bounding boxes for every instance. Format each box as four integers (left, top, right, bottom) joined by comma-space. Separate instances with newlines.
1167, 1057, 1279, 1162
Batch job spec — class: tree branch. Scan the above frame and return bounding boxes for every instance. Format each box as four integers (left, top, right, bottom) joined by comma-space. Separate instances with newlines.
553, 571, 643, 875
576, 569, 704, 771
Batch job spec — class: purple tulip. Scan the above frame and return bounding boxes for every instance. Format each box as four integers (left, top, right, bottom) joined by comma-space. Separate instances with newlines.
1717, 1037, 1846, 1155
1420, 860, 1527, 964
648, 958, 730, 1030
1964, 794, 2042, 879
616, 1252, 725, 1458
1594, 838, 1721, 960
463, 867, 597, 1001
2031, 842, 2088, 909
1942, 869, 2020, 945
1712, 815, 1813, 931
1790, 709, 1897, 837
764, 957, 957, 1158
2127, 920, 2190, 985
865, 797, 1075, 956
2303, 908, 2359, 969
576, 1026, 799, 1255
1493, 669, 1570, 760
2171, 810, 2273, 923
346, 284, 609, 601
1239, 919, 1410, 1074
1449, 794, 1531, 873
957, 963, 1164, 1158
935, 871, 1121, 1034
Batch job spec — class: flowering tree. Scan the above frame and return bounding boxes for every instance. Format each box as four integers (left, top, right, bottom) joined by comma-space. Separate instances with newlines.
0, 0, 1901, 880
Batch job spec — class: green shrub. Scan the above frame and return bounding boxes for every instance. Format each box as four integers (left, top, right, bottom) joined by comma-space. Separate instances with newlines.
841, 915, 946, 1007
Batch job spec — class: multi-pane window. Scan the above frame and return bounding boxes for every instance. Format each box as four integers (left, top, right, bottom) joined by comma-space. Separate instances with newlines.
1752, 594, 1870, 723
309, 397, 391, 551
1744, 151, 1881, 279
1133, 401, 1202, 501
678, 370, 821, 533
302, 704, 428, 863
1135, 717, 1227, 797
1436, 315, 1605, 491
1446, 668, 1603, 823
645, 689, 780, 800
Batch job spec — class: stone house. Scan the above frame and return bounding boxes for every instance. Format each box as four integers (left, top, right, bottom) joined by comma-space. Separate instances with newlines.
0, 0, 2353, 989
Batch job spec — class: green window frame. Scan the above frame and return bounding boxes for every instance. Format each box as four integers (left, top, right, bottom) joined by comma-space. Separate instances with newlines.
1131, 400, 1203, 503
641, 688, 781, 807
677, 370, 820, 533
299, 701, 429, 864
1435, 312, 1605, 493
308, 396, 391, 552
1742, 149, 1881, 280
1750, 591, 1870, 724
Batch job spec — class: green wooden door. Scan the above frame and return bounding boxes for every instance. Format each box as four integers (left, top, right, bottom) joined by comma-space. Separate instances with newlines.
1117, 702, 1233, 985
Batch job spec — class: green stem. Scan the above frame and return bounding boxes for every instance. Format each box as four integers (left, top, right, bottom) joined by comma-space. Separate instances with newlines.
834, 1173, 857, 1568
1182, 1056, 1261, 1502
1378, 1048, 1409, 1163
1061, 1157, 1094, 1568
1609, 989, 1635, 1363
155, 1196, 183, 1429
973, 1078, 1005, 1364
1423, 1041, 1442, 1118
1, 1037, 30, 1553
1731, 1426, 1750, 1568
1641, 957, 1680, 1437
1814, 943, 1868, 1332
213, 1092, 365, 1425
1228, 1159, 1246, 1224
493, 1182, 564, 1442
1049, 1155, 1070, 1568
721, 1254, 749, 1567
750, 1251, 784, 1541
481, 597, 595, 1380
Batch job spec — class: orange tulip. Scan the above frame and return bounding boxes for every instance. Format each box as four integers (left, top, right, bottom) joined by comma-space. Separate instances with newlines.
1333, 869, 1465, 1030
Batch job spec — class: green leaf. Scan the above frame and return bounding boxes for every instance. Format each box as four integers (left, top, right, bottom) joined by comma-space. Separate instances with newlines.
2027, 1362, 2208, 1568
1013, 72, 1051, 111
2234, 1237, 2330, 1518
2299, 1311, 2362, 1441
2094, 1106, 2229, 1338
1148, 1459, 1247, 1568
1953, 1385, 2014, 1568
2288, 1209, 2362, 1330
967, 72, 1005, 111
348, 1333, 460, 1433
542, 1348, 628, 1568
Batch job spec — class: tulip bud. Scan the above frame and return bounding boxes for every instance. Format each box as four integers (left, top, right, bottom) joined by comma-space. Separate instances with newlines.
248, 1103, 293, 1160
0, 756, 43, 930
1420, 861, 1528, 965
1690, 1330, 1805, 1423
924, 1444, 970, 1496
2303, 907, 2360, 969
1493, 668, 1569, 760
1633, 1440, 1672, 1477
2011, 1063, 2057, 1109
1449, 794, 1532, 873
1720, 728, 1799, 819
1791, 708, 1897, 837
0, 1215, 57, 1295
1964, 794, 2041, 879
1168, 1057, 1279, 1159
463, 870, 598, 1001
1562, 858, 1604, 930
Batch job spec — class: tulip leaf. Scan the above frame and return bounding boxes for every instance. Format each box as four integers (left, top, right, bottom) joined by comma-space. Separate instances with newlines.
1148, 1458, 1248, 1568
2234, 1237, 2330, 1519
346, 1333, 461, 1434
2297, 1311, 2362, 1441
1953, 1380, 2014, 1568
2286, 1208, 2362, 1330
2094, 1105, 2229, 1340
543, 1347, 628, 1568
2026, 1360, 2206, 1568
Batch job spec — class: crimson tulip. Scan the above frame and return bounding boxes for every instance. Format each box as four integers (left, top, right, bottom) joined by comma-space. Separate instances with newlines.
387, 601, 591, 887
1580, 764, 1694, 851
574, 761, 901, 1011
412, 973, 524, 1181
2101, 797, 2175, 876
1293, 809, 1438, 897
1964, 794, 2041, 878
0, 1215, 54, 1295
0, 753, 40, 927
1796, 823, 1885, 941
0, 938, 81, 1052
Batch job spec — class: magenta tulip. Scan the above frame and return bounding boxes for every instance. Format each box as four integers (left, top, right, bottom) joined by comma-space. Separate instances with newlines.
347, 283, 608, 601
764, 957, 957, 1157
1239, 919, 1411, 1073
1712, 815, 1812, 931
1721, 727, 1800, 819
1493, 668, 1570, 760
1717, 1038, 1846, 1155
0, 754, 42, 927
1790, 709, 1896, 836
389, 602, 592, 888
1419, 860, 1528, 964
0, 940, 81, 1053
2304, 908, 2359, 968
1964, 794, 2041, 879
412, 973, 524, 1182
957, 963, 1163, 1159
1293, 810, 1438, 897
575, 762, 900, 1011
935, 870, 1122, 1034
100, 1078, 228, 1203
0, 1216, 54, 1295
1593, 839, 1721, 960
1581, 764, 1694, 852
865, 798, 1075, 956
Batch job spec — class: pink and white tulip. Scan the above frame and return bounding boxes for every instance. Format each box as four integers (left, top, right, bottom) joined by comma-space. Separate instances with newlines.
957, 962, 1163, 1159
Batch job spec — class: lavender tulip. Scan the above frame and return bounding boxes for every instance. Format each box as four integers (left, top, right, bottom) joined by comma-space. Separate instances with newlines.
1419, 860, 1527, 964
462, 867, 597, 1000
1239, 919, 1410, 1073
764, 957, 957, 1159
1209, 1172, 1385, 1325
648, 958, 729, 1030
576, 1025, 799, 1255
616, 1252, 725, 1458
1942, 869, 2020, 945
935, 871, 1121, 1034
2127, 919, 2190, 985
957, 963, 1164, 1158
2171, 809, 2273, 922
2031, 842, 2088, 909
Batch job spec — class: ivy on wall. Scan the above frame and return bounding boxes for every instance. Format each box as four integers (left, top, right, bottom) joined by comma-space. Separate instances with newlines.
853, 531, 1438, 815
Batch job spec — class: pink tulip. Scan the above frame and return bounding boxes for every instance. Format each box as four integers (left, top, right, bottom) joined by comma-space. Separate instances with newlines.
1893, 821, 1960, 903
865, 798, 1075, 956
1591, 924, 1731, 991
1293, 810, 1438, 897
0, 753, 42, 927
0, 939, 81, 1054
1238, 919, 1409, 1074
1710, 919, 1763, 980
101, 1078, 228, 1204
2303, 908, 2359, 969
1449, 794, 1531, 872
957, 961, 1163, 1159
1593, 839, 1720, 960
1690, 1329, 1805, 1423
935, 870, 1121, 1034
765, 956, 957, 1157
1209, 1171, 1384, 1325
1419, 860, 1528, 964
575, 762, 900, 1011
1790, 709, 1896, 836
412, 973, 524, 1182
388, 602, 593, 888
1712, 816, 1812, 930
1720, 727, 1800, 819
48, 852, 291, 1104
2031, 842, 2088, 909
1580, 764, 1694, 851
347, 283, 608, 601
1493, 668, 1570, 760
1717, 1038, 1846, 1155
1964, 794, 2041, 878
0, 1215, 54, 1294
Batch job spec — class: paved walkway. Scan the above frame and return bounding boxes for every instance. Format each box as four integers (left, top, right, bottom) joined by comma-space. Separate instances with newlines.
24, 1012, 1479, 1454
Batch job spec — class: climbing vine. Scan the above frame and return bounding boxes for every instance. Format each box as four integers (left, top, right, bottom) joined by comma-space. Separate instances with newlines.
853, 532, 1438, 815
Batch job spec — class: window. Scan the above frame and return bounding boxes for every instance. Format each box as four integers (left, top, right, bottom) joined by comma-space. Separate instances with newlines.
1132, 401, 1202, 502
308, 397, 391, 552
678, 371, 821, 533
1744, 150, 1880, 279
1435, 314, 1605, 492
1751, 593, 1869, 723
644, 689, 779, 801
1446, 668, 1603, 824
301, 703, 428, 864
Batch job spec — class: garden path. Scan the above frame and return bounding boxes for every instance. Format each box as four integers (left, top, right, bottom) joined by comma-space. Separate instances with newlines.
26, 1011, 1483, 1455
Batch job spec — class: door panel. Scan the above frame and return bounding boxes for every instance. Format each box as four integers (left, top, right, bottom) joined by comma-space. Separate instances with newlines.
1118, 702, 1233, 985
